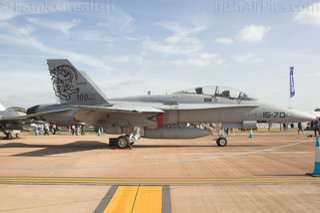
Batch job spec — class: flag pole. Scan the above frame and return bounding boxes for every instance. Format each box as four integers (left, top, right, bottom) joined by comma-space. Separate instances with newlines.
289, 96, 291, 108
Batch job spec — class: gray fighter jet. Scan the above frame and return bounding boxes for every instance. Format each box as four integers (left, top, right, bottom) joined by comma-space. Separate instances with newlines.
26, 59, 316, 148
0, 104, 33, 139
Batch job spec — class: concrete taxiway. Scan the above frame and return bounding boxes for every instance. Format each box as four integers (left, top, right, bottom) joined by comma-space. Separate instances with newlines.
0, 134, 319, 212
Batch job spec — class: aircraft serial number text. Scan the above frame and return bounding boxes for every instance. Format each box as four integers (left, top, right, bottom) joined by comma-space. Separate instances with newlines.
263, 112, 286, 118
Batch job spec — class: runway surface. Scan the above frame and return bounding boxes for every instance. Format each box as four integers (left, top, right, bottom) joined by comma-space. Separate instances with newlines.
0, 134, 319, 212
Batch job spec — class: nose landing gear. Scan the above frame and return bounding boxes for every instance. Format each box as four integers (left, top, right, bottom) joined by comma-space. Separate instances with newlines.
216, 137, 227, 147
115, 127, 141, 149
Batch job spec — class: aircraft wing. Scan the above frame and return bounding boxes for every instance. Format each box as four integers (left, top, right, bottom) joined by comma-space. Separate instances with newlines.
73, 104, 164, 113
73, 104, 164, 126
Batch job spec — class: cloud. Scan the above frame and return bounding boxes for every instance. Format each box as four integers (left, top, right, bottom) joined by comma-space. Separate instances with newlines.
143, 39, 202, 56
234, 53, 262, 63
26, 17, 116, 42
214, 37, 234, 44
103, 55, 130, 64
75, 30, 115, 42
305, 72, 320, 78
294, 3, 320, 25
173, 53, 224, 67
97, 5, 133, 32
0, 23, 109, 69
0, 69, 55, 107
0, 8, 17, 21
237, 25, 270, 42
143, 22, 207, 56
26, 17, 81, 35
158, 22, 207, 41
159, 21, 206, 45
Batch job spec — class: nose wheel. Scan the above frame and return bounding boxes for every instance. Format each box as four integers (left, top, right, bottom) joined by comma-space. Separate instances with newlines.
216, 137, 227, 147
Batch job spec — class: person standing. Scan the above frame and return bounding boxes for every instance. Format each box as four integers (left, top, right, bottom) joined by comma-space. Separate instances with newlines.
298, 122, 304, 135
75, 125, 79, 136
44, 123, 50, 135
71, 125, 75, 136
290, 123, 294, 130
80, 125, 85, 135
52, 124, 57, 134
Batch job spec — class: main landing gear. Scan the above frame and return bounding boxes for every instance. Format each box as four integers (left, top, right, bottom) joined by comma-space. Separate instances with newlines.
117, 136, 130, 148
5, 132, 13, 139
116, 127, 141, 149
2, 130, 20, 140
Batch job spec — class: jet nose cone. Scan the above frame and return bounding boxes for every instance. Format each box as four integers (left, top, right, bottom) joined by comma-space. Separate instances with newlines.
289, 109, 317, 122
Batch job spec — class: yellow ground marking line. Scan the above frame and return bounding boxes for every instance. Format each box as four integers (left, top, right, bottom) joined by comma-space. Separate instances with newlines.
132, 186, 162, 213
0, 178, 320, 184
0, 179, 320, 183
0, 177, 318, 181
104, 186, 138, 213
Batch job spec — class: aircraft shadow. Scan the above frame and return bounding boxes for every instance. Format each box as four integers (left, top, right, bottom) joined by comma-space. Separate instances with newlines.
0, 141, 109, 157
0, 141, 264, 157
133, 144, 264, 148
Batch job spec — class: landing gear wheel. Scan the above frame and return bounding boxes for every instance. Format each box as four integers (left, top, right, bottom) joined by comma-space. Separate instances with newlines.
15, 133, 20, 139
117, 136, 129, 149
130, 142, 135, 146
216, 137, 227, 147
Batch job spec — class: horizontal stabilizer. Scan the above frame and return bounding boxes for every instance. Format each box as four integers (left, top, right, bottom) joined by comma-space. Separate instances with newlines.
0, 108, 72, 121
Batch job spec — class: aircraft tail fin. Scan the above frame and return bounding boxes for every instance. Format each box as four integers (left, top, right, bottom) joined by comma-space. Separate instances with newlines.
0, 102, 6, 111
47, 59, 109, 106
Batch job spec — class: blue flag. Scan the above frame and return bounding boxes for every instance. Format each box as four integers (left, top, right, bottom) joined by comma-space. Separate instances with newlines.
290, 66, 295, 98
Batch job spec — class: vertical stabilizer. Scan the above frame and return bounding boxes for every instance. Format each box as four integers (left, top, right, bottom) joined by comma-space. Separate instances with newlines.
47, 59, 108, 106
0, 103, 6, 111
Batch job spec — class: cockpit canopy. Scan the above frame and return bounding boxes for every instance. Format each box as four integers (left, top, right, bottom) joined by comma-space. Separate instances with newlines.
174, 86, 254, 100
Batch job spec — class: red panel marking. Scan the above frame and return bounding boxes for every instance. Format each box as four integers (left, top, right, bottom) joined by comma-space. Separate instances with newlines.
157, 113, 163, 127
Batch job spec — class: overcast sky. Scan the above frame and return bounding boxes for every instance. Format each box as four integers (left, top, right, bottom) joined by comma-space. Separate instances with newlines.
0, 0, 319, 111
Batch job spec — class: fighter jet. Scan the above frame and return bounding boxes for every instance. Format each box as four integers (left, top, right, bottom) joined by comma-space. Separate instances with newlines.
26, 59, 316, 148
0, 103, 33, 139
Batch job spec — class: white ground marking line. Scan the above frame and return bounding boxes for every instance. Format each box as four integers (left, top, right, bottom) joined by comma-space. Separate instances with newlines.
0, 139, 312, 171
